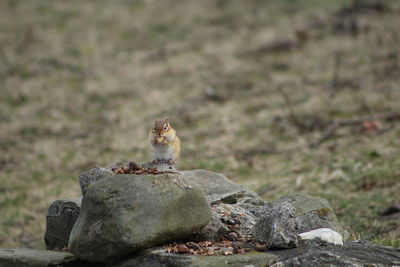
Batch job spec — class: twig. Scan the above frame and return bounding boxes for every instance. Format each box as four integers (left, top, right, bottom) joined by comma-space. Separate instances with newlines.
235, 146, 278, 159
331, 51, 342, 89
276, 87, 306, 132
234, 145, 302, 159
256, 184, 278, 196
185, 111, 400, 160
184, 144, 301, 161
311, 123, 340, 147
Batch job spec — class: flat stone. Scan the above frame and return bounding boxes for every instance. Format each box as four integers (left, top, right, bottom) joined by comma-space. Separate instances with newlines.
111, 247, 278, 267
79, 163, 180, 194
0, 248, 76, 267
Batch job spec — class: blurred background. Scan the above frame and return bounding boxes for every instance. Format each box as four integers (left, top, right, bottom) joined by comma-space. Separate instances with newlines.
0, 0, 399, 249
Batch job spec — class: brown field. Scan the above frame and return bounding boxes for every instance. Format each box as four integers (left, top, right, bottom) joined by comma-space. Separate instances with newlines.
0, 0, 399, 249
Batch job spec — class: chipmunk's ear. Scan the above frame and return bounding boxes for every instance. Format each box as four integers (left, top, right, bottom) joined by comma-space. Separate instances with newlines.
164, 118, 169, 124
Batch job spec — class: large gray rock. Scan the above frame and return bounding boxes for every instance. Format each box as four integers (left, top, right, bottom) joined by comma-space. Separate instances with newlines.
77, 167, 266, 243
44, 198, 81, 250
0, 249, 77, 267
69, 173, 212, 262
252, 194, 349, 249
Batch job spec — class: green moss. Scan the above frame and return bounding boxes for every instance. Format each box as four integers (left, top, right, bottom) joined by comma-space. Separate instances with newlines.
371, 238, 400, 249
316, 207, 333, 219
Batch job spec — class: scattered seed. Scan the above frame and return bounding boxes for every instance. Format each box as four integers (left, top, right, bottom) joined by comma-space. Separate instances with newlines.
255, 244, 267, 252
227, 232, 238, 241
177, 244, 189, 254
186, 242, 201, 251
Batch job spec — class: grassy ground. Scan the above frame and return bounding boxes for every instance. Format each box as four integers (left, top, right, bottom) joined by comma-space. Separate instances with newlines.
0, 0, 399, 249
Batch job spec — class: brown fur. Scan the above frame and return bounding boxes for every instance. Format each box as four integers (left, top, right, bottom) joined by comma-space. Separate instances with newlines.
149, 118, 180, 164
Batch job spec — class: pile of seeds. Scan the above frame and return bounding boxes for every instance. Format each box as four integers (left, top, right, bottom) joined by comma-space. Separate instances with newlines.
112, 162, 160, 175
165, 238, 267, 256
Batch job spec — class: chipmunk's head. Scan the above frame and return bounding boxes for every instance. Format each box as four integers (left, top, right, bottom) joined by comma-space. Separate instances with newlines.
152, 118, 173, 142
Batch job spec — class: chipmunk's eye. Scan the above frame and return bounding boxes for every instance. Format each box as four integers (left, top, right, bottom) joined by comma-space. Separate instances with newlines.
163, 125, 168, 131
152, 128, 156, 133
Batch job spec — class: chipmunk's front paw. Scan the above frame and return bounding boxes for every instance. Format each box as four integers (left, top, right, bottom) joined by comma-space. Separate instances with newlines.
161, 140, 168, 145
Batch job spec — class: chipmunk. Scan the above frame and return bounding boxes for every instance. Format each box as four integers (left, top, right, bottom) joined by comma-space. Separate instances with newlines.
149, 118, 180, 165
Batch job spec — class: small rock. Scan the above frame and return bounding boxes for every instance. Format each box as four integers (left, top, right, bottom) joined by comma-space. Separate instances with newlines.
177, 244, 189, 254
252, 201, 298, 249
298, 228, 343, 245
44, 198, 81, 250
221, 248, 233, 255
186, 242, 201, 251
227, 232, 238, 241
255, 244, 267, 252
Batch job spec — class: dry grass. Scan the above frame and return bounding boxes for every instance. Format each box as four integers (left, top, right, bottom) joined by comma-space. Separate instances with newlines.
0, 0, 399, 249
